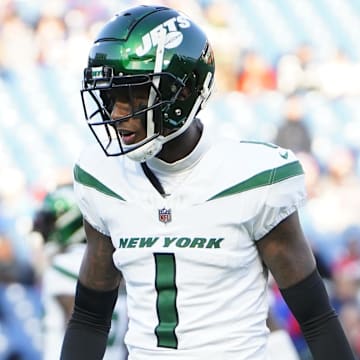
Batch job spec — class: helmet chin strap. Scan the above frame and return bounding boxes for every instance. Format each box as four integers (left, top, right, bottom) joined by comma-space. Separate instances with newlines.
125, 139, 163, 162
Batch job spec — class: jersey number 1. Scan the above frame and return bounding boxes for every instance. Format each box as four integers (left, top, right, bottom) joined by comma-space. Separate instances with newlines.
154, 253, 179, 349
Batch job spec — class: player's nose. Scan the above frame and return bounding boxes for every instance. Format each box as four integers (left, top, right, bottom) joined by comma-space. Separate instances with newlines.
111, 101, 132, 120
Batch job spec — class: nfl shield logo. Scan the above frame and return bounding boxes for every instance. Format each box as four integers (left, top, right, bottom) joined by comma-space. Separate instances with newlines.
158, 208, 172, 224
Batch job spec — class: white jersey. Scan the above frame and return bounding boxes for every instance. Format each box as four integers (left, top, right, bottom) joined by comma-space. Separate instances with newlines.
42, 244, 128, 360
73, 129, 306, 360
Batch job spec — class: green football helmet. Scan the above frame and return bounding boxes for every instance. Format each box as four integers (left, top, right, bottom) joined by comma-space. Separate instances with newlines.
81, 5, 215, 161
33, 184, 84, 247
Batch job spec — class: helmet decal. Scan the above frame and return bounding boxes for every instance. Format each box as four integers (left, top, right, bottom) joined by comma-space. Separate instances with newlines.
146, 27, 166, 139
136, 15, 191, 57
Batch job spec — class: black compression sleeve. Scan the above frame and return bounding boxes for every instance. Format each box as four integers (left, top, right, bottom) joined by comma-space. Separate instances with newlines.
280, 269, 355, 360
60, 281, 119, 360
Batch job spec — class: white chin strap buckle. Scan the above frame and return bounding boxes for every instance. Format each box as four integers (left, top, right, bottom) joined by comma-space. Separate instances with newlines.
125, 139, 163, 162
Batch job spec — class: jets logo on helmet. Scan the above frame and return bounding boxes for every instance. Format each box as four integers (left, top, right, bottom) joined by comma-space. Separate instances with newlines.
136, 15, 191, 56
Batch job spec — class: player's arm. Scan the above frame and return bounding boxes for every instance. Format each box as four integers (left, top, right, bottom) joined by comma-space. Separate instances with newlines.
60, 219, 122, 360
257, 211, 355, 360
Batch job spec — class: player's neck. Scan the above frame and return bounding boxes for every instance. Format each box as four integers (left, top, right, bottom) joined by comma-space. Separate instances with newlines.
157, 119, 203, 163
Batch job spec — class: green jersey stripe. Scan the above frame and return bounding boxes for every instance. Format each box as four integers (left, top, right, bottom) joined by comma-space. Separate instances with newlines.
73, 164, 126, 201
208, 161, 303, 201
154, 253, 179, 349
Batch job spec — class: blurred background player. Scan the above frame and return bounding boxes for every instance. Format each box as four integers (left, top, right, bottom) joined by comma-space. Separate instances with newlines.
32, 184, 128, 360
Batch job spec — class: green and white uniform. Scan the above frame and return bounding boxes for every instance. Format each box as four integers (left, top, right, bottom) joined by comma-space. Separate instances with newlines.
73, 128, 306, 360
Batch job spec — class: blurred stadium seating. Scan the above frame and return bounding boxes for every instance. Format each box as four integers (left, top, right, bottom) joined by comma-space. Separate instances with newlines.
0, 283, 42, 359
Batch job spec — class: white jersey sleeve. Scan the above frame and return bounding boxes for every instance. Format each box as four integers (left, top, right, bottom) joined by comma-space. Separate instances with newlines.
204, 140, 307, 241
73, 148, 112, 236
250, 147, 306, 240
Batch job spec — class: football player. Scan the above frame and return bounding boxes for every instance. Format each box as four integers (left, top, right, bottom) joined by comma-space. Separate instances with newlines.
60, 5, 354, 360
34, 184, 128, 360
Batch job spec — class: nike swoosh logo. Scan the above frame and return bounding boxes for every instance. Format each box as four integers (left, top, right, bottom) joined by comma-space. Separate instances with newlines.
279, 150, 288, 159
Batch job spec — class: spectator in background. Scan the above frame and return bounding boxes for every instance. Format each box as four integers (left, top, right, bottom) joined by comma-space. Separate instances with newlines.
329, 229, 360, 358
273, 94, 312, 154
0, 232, 17, 283
276, 43, 320, 95
339, 303, 360, 359
296, 152, 321, 199
203, 0, 245, 93
0, 205, 41, 359
332, 227, 360, 278
236, 49, 277, 95
330, 270, 359, 324
35, 15, 67, 67
0, 12, 36, 70
0, 231, 36, 285
316, 48, 360, 99
308, 147, 360, 236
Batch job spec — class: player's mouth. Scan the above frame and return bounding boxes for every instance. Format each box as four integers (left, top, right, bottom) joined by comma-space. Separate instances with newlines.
118, 129, 137, 145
